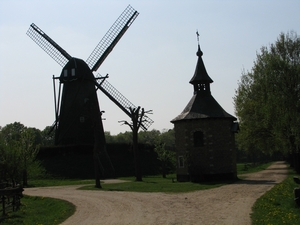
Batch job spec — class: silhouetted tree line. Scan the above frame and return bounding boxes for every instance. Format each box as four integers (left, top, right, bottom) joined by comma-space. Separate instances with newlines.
0, 122, 176, 184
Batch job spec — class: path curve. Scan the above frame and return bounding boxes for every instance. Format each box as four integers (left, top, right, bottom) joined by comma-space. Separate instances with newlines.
24, 161, 288, 225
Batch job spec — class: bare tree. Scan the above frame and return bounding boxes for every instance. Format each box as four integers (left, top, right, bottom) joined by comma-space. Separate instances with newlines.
119, 107, 152, 181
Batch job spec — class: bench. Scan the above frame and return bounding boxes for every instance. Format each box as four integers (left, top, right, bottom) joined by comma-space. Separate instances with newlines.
0, 186, 24, 216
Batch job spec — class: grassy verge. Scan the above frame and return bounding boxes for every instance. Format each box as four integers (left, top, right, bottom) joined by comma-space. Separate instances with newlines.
0, 195, 75, 225
251, 168, 300, 225
237, 162, 273, 174
27, 179, 94, 187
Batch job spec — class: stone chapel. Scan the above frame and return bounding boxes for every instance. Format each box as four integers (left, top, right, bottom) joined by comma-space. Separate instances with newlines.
171, 41, 239, 182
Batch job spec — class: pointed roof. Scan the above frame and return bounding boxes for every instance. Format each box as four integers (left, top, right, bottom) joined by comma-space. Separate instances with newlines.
171, 41, 236, 123
171, 94, 236, 122
189, 44, 213, 85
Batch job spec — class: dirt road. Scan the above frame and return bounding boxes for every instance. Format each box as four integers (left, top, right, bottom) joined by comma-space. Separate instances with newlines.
24, 161, 288, 225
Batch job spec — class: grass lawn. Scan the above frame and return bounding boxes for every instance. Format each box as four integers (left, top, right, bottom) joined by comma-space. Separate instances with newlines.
251, 168, 300, 225
0, 195, 75, 225
27, 162, 273, 188
79, 162, 274, 192
78, 175, 227, 192
27, 179, 95, 187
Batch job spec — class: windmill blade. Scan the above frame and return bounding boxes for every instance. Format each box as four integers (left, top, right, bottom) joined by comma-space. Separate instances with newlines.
26, 23, 72, 67
86, 5, 139, 71
94, 74, 153, 131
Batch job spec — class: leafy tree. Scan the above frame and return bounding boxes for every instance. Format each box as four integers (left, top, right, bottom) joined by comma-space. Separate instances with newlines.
0, 122, 25, 143
104, 131, 114, 143
138, 129, 161, 145
41, 126, 55, 146
113, 131, 132, 144
154, 142, 176, 178
153, 129, 176, 178
0, 123, 43, 185
19, 127, 41, 185
160, 129, 175, 148
234, 31, 300, 170
0, 137, 23, 185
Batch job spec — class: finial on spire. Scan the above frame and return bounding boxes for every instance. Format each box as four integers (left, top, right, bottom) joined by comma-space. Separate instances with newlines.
196, 30, 203, 57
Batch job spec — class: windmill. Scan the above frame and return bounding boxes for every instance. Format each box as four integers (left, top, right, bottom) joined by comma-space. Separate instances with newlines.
26, 5, 153, 147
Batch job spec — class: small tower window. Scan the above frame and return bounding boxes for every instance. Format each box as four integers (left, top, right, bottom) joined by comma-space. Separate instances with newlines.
178, 156, 184, 168
64, 69, 68, 77
194, 131, 204, 147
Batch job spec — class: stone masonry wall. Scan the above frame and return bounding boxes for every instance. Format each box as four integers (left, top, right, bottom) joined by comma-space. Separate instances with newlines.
174, 118, 237, 181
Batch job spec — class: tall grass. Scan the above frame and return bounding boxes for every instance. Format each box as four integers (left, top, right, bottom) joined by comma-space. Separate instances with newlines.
251, 169, 300, 225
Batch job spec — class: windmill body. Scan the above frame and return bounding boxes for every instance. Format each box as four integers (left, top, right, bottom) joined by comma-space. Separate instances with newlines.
56, 58, 99, 145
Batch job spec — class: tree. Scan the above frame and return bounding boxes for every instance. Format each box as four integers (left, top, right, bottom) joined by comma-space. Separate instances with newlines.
41, 126, 55, 146
0, 123, 42, 185
234, 31, 300, 170
138, 129, 161, 145
113, 131, 132, 144
119, 107, 152, 181
0, 123, 26, 185
104, 131, 114, 143
153, 129, 176, 178
19, 127, 41, 186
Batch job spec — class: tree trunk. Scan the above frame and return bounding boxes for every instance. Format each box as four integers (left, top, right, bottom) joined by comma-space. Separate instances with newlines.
92, 108, 105, 189
133, 126, 142, 181
22, 169, 28, 187
162, 162, 166, 178
93, 152, 101, 188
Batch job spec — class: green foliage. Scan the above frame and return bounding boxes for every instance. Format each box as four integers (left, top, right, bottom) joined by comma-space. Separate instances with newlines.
104, 129, 176, 178
234, 31, 300, 157
0, 140, 23, 183
41, 126, 55, 146
104, 128, 175, 147
0, 195, 75, 225
105, 131, 133, 144
138, 129, 161, 145
0, 122, 45, 185
251, 170, 300, 225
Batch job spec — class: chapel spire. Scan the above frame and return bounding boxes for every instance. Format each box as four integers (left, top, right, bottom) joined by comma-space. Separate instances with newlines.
189, 32, 213, 95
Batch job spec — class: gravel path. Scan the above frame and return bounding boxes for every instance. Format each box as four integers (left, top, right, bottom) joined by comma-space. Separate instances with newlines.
24, 161, 288, 225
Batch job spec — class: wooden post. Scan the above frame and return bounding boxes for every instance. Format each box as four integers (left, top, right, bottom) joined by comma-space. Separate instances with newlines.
91, 102, 105, 188
2, 195, 5, 216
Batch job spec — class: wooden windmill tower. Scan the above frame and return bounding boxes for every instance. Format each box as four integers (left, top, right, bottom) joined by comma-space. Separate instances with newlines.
26, 5, 153, 147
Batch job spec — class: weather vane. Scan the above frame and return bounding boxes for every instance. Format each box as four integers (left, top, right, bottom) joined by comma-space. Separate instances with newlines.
196, 30, 200, 45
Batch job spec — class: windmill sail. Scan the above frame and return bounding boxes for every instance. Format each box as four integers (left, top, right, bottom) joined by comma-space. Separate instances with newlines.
86, 5, 139, 71
95, 74, 154, 131
26, 23, 72, 67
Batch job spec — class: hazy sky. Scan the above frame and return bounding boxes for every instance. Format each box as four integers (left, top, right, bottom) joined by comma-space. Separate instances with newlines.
1, 0, 299, 134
